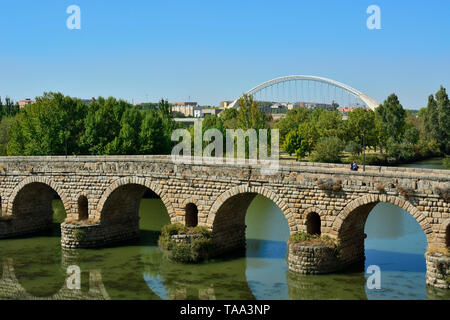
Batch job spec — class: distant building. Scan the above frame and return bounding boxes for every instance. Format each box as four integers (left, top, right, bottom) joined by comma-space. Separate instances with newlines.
219, 101, 234, 108
338, 106, 367, 116
292, 102, 333, 110
170, 102, 202, 117
202, 108, 223, 117
81, 97, 96, 106
18, 99, 35, 108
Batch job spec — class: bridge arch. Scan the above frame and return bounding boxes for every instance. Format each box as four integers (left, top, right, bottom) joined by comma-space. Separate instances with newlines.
207, 185, 293, 228
7, 176, 71, 217
228, 75, 380, 110
207, 185, 293, 255
331, 194, 431, 269
332, 194, 431, 238
96, 177, 176, 223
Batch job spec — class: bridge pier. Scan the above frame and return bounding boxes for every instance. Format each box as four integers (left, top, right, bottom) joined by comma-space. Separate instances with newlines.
426, 253, 450, 289
61, 220, 140, 249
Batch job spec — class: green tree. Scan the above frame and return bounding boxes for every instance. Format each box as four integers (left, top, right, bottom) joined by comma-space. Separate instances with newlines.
297, 121, 319, 151
310, 136, 344, 163
435, 86, 450, 153
312, 109, 345, 140
274, 108, 310, 143
0, 97, 20, 120
283, 130, 302, 156
106, 107, 143, 154
345, 141, 363, 155
443, 156, 450, 169
8, 93, 87, 156
422, 95, 439, 142
375, 94, 406, 152
346, 108, 377, 148
403, 126, 420, 145
219, 108, 238, 129
236, 94, 267, 130
0, 117, 15, 155
420, 86, 450, 153
81, 97, 130, 155
139, 110, 169, 154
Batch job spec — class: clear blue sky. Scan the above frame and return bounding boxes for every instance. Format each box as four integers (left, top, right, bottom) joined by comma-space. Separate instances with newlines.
0, 0, 449, 109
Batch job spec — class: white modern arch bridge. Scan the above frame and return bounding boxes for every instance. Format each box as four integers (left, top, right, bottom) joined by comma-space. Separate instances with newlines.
227, 75, 380, 110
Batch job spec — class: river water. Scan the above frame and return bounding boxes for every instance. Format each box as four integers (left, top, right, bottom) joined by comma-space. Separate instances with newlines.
0, 158, 449, 300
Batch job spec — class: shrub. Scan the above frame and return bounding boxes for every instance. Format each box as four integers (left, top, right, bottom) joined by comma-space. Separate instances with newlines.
158, 223, 213, 263
444, 156, 450, 169
435, 186, 450, 201
288, 231, 336, 248
73, 229, 87, 242
316, 178, 342, 192
345, 141, 362, 155
396, 185, 415, 199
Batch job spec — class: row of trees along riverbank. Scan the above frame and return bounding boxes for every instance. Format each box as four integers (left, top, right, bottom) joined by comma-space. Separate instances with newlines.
276, 86, 450, 168
0, 88, 448, 169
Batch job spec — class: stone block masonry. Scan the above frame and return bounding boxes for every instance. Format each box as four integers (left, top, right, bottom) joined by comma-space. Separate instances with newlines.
0, 155, 448, 289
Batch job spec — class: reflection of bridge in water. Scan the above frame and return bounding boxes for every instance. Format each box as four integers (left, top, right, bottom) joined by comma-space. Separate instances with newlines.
1, 248, 448, 300
0, 258, 109, 300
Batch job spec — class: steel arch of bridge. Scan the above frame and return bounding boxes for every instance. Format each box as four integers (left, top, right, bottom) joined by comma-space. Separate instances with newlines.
227, 75, 380, 110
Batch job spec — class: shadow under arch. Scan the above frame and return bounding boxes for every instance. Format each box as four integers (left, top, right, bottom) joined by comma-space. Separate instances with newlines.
97, 177, 176, 222
97, 177, 173, 246
208, 185, 293, 257
5, 177, 69, 237
332, 194, 430, 271
7, 176, 71, 216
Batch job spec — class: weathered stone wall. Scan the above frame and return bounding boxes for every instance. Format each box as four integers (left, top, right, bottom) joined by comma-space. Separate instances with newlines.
0, 155, 448, 288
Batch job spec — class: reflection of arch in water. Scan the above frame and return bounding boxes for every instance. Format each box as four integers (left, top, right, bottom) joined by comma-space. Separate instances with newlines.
141, 248, 255, 300
244, 195, 291, 299
0, 259, 109, 300
287, 271, 368, 300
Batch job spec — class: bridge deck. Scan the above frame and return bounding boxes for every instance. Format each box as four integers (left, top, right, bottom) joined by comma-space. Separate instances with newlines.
0, 155, 448, 181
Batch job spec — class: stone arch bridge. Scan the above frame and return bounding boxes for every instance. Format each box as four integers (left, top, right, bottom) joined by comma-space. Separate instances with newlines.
0, 156, 448, 289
